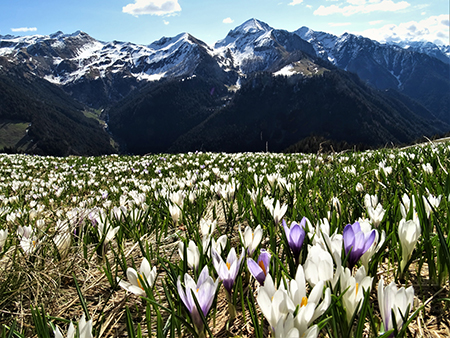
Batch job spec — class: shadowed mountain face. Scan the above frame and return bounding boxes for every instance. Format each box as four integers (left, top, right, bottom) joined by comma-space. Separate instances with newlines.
0, 58, 115, 156
1, 18, 449, 155
166, 71, 447, 154
107, 75, 230, 154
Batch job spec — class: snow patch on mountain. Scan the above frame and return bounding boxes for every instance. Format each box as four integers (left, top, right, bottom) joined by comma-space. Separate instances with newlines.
274, 64, 296, 77
75, 40, 104, 60
136, 71, 166, 82
1, 19, 448, 99
0, 31, 208, 86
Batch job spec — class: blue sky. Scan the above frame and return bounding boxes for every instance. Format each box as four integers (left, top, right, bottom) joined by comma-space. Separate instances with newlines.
1, 0, 448, 46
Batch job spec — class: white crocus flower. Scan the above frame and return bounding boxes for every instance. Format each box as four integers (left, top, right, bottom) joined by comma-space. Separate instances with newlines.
422, 194, 442, 218
340, 266, 373, 324
264, 198, 288, 225
359, 218, 385, 271
364, 194, 385, 227
118, 257, 157, 297
130, 208, 144, 223
53, 220, 71, 258
178, 240, 200, 271
0, 229, 8, 250
287, 265, 331, 324
111, 205, 127, 221
422, 163, 433, 174
367, 203, 386, 227
364, 194, 378, 210
378, 278, 414, 334
303, 244, 334, 287
216, 180, 239, 202
378, 162, 392, 176
54, 322, 76, 338
239, 224, 263, 256
309, 218, 343, 267
17, 225, 38, 255
274, 313, 320, 338
398, 218, 421, 273
209, 234, 227, 257
200, 218, 217, 238
169, 203, 182, 224
169, 190, 184, 208
97, 219, 120, 244
257, 274, 293, 330
54, 314, 93, 338
273, 313, 300, 338
248, 188, 260, 204
400, 194, 416, 219
331, 197, 341, 217
266, 173, 281, 190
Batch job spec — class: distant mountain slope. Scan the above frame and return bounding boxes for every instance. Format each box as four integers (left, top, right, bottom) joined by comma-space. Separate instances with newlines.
107, 75, 229, 154
169, 71, 447, 153
0, 57, 116, 156
0, 31, 235, 108
214, 18, 317, 74
390, 41, 450, 65
295, 27, 450, 122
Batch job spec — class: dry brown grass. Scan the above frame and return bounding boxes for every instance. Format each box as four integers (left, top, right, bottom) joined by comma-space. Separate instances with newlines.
1, 207, 449, 337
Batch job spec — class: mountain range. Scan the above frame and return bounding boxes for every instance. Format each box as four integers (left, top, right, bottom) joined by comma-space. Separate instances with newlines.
0, 18, 449, 155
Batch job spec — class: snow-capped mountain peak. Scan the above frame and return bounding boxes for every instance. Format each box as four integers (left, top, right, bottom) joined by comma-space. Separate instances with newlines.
149, 32, 191, 50
215, 18, 273, 48
213, 19, 318, 75
233, 18, 272, 35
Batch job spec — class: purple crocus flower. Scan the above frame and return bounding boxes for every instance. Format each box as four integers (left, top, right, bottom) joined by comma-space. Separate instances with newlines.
212, 247, 244, 295
177, 266, 219, 332
282, 218, 306, 261
343, 221, 376, 269
247, 249, 271, 285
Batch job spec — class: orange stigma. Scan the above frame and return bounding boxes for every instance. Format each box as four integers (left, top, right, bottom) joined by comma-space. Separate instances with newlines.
258, 259, 267, 275
300, 296, 308, 307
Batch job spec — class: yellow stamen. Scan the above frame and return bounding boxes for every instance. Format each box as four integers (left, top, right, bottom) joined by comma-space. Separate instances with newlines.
137, 274, 144, 290
226, 262, 231, 270
300, 296, 308, 307
252, 232, 254, 240
355, 283, 359, 297
258, 259, 267, 276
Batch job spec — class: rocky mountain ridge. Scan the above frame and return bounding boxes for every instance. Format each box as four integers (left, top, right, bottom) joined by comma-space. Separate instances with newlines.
1, 18, 449, 155
1, 18, 448, 110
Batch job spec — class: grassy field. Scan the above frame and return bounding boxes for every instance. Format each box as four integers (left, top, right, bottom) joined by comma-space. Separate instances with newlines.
0, 142, 449, 337
0, 119, 31, 151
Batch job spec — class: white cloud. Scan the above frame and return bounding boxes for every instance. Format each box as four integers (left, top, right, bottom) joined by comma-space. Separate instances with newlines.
123, 0, 181, 16
359, 14, 450, 45
223, 17, 234, 24
11, 27, 37, 33
163, 20, 169, 25
289, 0, 303, 5
329, 22, 352, 27
314, 0, 410, 16
347, 0, 365, 5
